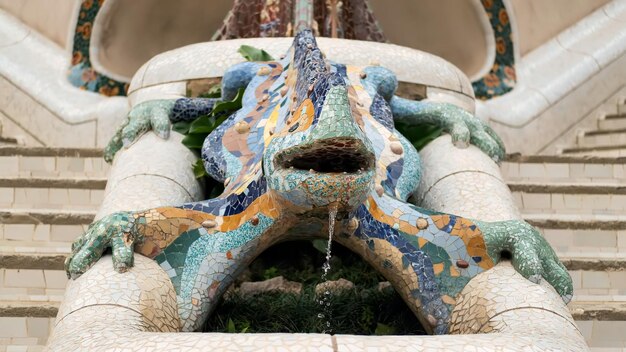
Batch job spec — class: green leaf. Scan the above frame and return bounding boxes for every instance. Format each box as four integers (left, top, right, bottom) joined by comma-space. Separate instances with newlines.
374, 322, 396, 335
181, 133, 206, 150
192, 159, 207, 179
312, 239, 328, 255
238, 45, 275, 62
212, 88, 245, 116
189, 115, 216, 134
263, 267, 279, 280
227, 318, 236, 333
172, 121, 191, 134
198, 84, 221, 99
394, 122, 443, 151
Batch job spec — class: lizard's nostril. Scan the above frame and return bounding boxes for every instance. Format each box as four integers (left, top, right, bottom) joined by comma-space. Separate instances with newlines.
276, 137, 374, 174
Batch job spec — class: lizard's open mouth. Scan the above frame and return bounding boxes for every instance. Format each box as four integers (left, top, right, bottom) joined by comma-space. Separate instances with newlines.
274, 137, 375, 174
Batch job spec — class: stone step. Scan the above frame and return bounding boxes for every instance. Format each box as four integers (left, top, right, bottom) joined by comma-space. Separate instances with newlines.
0, 146, 108, 178
572, 300, 626, 349
502, 154, 626, 184
0, 209, 94, 244
511, 182, 626, 215
0, 177, 106, 211
562, 144, 626, 157
0, 300, 58, 349
577, 129, 626, 148
598, 114, 626, 130
526, 213, 626, 254
0, 136, 18, 146
568, 260, 626, 298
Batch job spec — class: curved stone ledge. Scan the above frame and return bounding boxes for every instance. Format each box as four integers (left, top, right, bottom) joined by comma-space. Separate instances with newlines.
416, 135, 520, 222
96, 131, 203, 219
128, 37, 475, 113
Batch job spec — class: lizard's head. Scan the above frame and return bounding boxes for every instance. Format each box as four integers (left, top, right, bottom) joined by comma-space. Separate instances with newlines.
204, 29, 420, 216
264, 30, 376, 214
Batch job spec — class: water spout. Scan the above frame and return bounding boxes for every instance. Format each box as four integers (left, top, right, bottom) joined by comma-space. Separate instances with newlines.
318, 202, 338, 334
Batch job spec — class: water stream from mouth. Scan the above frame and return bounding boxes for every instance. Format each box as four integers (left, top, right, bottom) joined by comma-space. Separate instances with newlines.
318, 202, 338, 334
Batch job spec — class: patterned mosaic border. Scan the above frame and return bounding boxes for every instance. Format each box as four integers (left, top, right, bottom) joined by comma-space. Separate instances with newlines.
67, 0, 128, 96
67, 0, 515, 100
471, 0, 516, 100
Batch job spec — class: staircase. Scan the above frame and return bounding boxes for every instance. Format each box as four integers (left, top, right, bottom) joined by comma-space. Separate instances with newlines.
561, 101, 626, 158
501, 99, 626, 350
0, 144, 107, 351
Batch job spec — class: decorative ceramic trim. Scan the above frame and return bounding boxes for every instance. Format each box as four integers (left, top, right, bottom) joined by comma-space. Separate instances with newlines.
471, 0, 517, 100
67, 0, 128, 96
66, 0, 516, 100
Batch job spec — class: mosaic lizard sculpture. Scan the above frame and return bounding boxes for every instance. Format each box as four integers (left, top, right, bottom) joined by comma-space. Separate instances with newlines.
65, 30, 572, 334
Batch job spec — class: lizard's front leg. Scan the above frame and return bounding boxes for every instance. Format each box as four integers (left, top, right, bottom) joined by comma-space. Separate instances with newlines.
65, 193, 284, 331
338, 192, 572, 335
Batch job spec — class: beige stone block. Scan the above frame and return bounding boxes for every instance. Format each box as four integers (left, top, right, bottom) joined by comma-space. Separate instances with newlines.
573, 230, 616, 248
0, 187, 14, 205
19, 157, 55, 173
584, 164, 614, 178
43, 270, 67, 289
590, 321, 626, 347
613, 164, 625, 179
90, 189, 104, 205
67, 189, 90, 205
544, 163, 569, 178
582, 271, 610, 289
26, 317, 50, 344
32, 224, 50, 242
584, 195, 611, 211
7, 344, 30, 351
518, 163, 545, 179
0, 156, 18, 176
48, 188, 69, 205
0, 317, 27, 338
500, 162, 519, 178
3, 224, 35, 241
551, 193, 565, 210
618, 231, 626, 249
570, 270, 582, 289
542, 228, 573, 249
0, 224, 3, 240
14, 188, 48, 206
26, 288, 46, 295
610, 195, 626, 210
575, 320, 593, 342
11, 337, 38, 346
50, 224, 83, 243
569, 164, 585, 178
45, 288, 66, 298
4, 269, 45, 288
57, 157, 84, 175
563, 194, 583, 210
608, 272, 626, 289
521, 193, 551, 210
